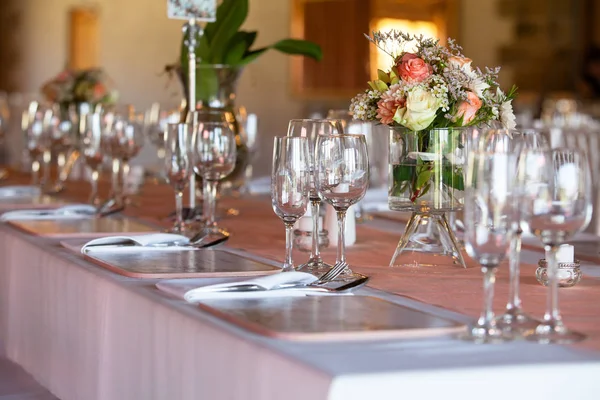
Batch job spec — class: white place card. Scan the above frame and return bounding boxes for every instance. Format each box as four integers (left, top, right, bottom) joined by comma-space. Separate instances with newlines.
167, 0, 217, 21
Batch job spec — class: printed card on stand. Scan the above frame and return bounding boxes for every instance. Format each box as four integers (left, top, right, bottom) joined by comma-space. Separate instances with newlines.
167, 0, 217, 21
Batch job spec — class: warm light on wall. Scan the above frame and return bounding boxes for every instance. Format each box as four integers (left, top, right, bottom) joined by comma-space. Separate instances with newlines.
370, 18, 439, 73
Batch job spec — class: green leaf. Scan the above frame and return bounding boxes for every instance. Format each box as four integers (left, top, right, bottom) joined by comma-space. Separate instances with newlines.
415, 164, 433, 189
377, 69, 390, 83
209, 0, 249, 63
238, 48, 268, 65
273, 39, 322, 61
240, 31, 258, 52
225, 32, 251, 64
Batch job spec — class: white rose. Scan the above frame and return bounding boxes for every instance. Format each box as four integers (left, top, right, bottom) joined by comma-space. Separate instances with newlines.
393, 87, 440, 131
500, 100, 516, 130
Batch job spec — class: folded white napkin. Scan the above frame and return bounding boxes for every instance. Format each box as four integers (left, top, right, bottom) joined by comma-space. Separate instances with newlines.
157, 271, 329, 302
0, 185, 41, 199
1, 204, 96, 221
81, 233, 192, 253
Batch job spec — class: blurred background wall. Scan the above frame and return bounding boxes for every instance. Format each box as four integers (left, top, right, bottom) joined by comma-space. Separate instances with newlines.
1, 0, 598, 175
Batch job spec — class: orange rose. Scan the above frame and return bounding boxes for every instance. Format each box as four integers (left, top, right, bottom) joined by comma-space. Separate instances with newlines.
398, 53, 432, 83
456, 91, 482, 125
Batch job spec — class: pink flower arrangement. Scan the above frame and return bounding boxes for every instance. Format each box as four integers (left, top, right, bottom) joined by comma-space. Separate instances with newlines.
41, 68, 118, 106
350, 31, 516, 131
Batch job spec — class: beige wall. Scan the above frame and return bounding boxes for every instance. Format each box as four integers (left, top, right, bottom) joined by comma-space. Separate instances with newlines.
15, 0, 513, 175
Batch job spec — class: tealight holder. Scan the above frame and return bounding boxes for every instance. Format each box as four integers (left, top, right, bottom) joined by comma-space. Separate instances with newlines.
536, 259, 582, 288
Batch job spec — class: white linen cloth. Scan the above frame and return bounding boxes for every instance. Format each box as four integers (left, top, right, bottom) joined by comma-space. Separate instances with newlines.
81, 233, 192, 253
0, 185, 41, 199
1, 204, 96, 221
157, 271, 320, 302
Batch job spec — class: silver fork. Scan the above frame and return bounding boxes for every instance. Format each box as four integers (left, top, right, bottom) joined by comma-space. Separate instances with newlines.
317, 260, 349, 283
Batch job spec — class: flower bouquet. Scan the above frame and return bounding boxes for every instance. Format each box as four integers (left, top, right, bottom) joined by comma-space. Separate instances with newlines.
350, 31, 516, 268
41, 68, 118, 108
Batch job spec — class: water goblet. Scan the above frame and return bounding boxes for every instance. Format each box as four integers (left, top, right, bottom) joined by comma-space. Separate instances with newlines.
165, 123, 193, 234
23, 103, 52, 186
523, 149, 592, 344
271, 136, 310, 271
287, 119, 344, 275
461, 151, 517, 343
191, 118, 237, 237
315, 134, 369, 279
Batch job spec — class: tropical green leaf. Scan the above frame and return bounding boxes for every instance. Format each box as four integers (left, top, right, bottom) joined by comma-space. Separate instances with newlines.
225, 32, 251, 64
209, 0, 249, 63
273, 39, 322, 61
238, 48, 268, 65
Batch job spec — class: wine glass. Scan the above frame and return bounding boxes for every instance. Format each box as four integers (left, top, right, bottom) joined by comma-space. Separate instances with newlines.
23, 103, 52, 186
44, 105, 75, 194
80, 112, 104, 205
315, 134, 369, 279
271, 136, 310, 271
522, 149, 592, 343
461, 150, 517, 343
191, 118, 237, 237
474, 128, 549, 332
164, 123, 193, 234
287, 119, 344, 275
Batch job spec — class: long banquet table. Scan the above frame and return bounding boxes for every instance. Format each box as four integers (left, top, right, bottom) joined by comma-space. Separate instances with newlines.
1, 171, 600, 399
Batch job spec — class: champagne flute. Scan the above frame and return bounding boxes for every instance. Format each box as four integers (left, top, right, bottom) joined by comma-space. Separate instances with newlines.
475, 128, 549, 331
271, 136, 310, 271
80, 112, 104, 205
287, 119, 343, 274
191, 118, 236, 237
165, 123, 193, 234
315, 134, 369, 279
461, 150, 517, 343
523, 149, 592, 343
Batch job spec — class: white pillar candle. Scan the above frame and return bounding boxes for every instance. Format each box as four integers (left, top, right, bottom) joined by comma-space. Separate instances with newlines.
325, 203, 356, 247
546, 244, 574, 263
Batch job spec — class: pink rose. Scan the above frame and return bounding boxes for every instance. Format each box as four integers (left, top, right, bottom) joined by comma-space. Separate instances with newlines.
398, 54, 432, 83
456, 91, 482, 124
93, 83, 106, 100
377, 96, 406, 125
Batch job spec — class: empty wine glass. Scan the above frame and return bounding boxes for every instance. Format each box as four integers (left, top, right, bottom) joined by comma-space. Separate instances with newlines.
315, 134, 369, 279
287, 119, 343, 275
165, 123, 193, 234
475, 128, 550, 332
522, 149, 592, 343
271, 136, 310, 271
461, 150, 517, 343
24, 103, 54, 187
81, 112, 104, 205
191, 118, 237, 237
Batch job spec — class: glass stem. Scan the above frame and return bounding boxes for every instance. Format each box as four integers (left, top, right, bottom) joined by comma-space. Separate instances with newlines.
42, 150, 51, 188
543, 245, 562, 326
283, 222, 295, 272
111, 158, 121, 201
336, 210, 347, 264
506, 230, 523, 312
204, 179, 218, 230
175, 189, 184, 230
121, 159, 130, 202
479, 266, 497, 328
90, 168, 99, 203
31, 159, 40, 185
309, 200, 321, 262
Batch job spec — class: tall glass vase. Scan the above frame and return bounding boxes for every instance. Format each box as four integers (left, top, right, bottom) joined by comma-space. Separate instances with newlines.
180, 65, 249, 192
388, 128, 467, 268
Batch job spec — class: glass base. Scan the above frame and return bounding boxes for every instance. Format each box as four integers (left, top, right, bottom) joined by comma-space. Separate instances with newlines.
458, 324, 513, 344
526, 321, 586, 344
296, 258, 333, 277
496, 308, 539, 334
389, 211, 466, 268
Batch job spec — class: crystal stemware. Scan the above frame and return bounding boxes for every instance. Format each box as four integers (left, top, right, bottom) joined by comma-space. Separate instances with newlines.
23, 103, 51, 186
287, 119, 343, 275
475, 128, 549, 332
523, 149, 592, 344
315, 134, 369, 279
80, 112, 104, 205
461, 150, 517, 343
191, 118, 237, 237
164, 123, 193, 234
271, 136, 310, 271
